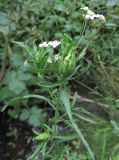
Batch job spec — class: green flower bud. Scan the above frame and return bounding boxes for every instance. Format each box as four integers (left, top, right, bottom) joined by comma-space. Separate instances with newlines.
34, 132, 51, 141
59, 50, 76, 78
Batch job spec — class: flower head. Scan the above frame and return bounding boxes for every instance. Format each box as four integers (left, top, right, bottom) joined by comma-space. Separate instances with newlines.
39, 40, 61, 48
47, 54, 60, 64
39, 41, 49, 48
80, 7, 89, 11
48, 41, 61, 48
54, 54, 60, 61
96, 14, 105, 22
81, 6, 105, 22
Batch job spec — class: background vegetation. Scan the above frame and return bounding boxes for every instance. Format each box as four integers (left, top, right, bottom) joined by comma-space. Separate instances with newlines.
0, 0, 119, 160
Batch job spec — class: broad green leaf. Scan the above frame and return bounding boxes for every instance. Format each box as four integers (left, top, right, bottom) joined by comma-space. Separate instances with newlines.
17, 70, 32, 81
0, 26, 9, 34
10, 54, 24, 67
54, 3, 67, 12
0, 12, 9, 25
0, 87, 9, 100
8, 79, 26, 95
28, 114, 40, 126
8, 107, 20, 119
20, 109, 30, 121
4, 71, 16, 84
30, 106, 41, 115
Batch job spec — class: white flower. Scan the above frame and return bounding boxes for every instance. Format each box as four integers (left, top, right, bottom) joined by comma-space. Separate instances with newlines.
47, 57, 52, 63
48, 40, 61, 48
24, 60, 28, 67
54, 54, 60, 61
96, 14, 105, 21
39, 40, 61, 48
39, 41, 49, 48
85, 10, 96, 20
81, 6, 105, 22
80, 7, 89, 11
47, 54, 60, 64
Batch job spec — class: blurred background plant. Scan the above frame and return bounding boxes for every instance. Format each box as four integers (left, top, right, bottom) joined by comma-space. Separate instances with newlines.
0, 0, 119, 160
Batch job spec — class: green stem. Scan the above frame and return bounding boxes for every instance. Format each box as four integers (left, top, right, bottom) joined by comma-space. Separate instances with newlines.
100, 131, 107, 160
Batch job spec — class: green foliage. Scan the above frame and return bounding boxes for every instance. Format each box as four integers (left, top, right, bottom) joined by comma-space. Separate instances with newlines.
3, 70, 31, 95
8, 106, 20, 119
8, 106, 46, 127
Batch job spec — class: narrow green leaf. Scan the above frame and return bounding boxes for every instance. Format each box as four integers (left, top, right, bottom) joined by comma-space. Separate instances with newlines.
60, 89, 95, 160
28, 143, 44, 160
2, 94, 55, 111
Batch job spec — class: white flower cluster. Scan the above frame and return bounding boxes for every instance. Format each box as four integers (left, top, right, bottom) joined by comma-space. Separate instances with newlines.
39, 40, 61, 48
48, 41, 61, 48
81, 7, 105, 22
47, 54, 61, 63
39, 42, 49, 48
54, 54, 60, 61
